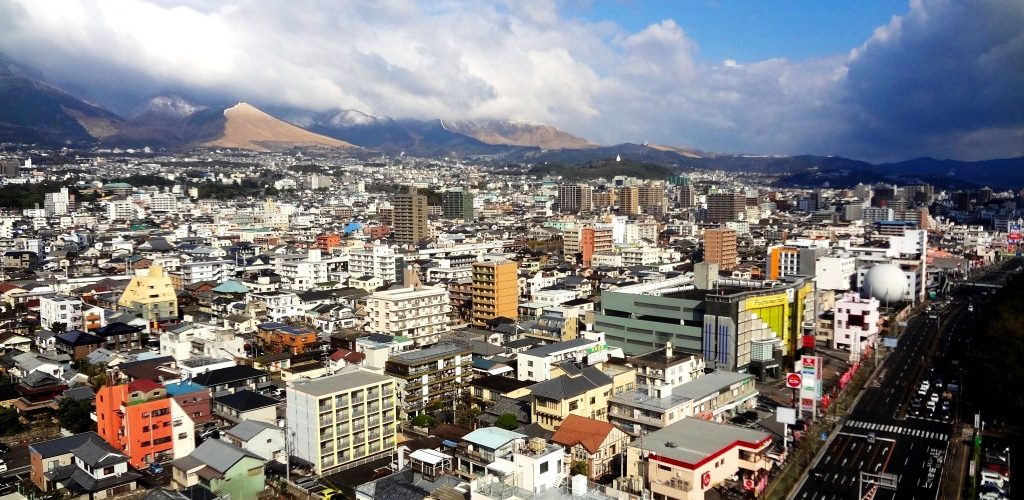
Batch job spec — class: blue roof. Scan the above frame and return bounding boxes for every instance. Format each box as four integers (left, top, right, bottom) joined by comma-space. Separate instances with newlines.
473, 358, 497, 370
343, 222, 362, 235
212, 280, 249, 294
165, 381, 205, 396
462, 427, 526, 450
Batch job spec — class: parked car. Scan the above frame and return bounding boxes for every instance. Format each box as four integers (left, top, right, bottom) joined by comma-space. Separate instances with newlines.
148, 462, 164, 474
0, 459, 7, 473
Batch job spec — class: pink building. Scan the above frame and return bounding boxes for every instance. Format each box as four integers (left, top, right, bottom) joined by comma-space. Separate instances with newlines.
832, 292, 880, 358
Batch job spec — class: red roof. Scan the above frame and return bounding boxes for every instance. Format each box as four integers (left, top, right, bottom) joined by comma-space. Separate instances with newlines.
128, 379, 162, 393
550, 414, 617, 454
329, 348, 366, 363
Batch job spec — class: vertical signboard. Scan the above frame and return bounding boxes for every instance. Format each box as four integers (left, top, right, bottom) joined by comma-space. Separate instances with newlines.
798, 355, 823, 419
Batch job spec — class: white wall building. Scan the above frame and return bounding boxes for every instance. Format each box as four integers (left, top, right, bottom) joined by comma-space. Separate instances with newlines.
348, 244, 398, 285
832, 292, 881, 358
365, 285, 451, 346
39, 295, 83, 331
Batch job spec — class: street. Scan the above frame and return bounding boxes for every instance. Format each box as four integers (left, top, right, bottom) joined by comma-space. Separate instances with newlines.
792, 261, 1017, 500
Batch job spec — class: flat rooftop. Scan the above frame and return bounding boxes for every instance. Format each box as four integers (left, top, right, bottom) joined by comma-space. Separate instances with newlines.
635, 418, 772, 468
288, 366, 391, 397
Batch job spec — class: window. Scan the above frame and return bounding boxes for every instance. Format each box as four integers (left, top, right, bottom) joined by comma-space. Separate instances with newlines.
103, 466, 115, 475
569, 401, 578, 411
540, 461, 549, 474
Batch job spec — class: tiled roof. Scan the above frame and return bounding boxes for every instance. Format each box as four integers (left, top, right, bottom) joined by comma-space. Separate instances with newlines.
551, 414, 616, 454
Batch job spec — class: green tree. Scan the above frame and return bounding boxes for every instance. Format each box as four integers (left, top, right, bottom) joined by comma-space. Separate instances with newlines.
412, 414, 437, 428
0, 407, 23, 436
49, 322, 67, 334
57, 398, 95, 434
454, 402, 482, 428
495, 413, 519, 430
571, 461, 589, 477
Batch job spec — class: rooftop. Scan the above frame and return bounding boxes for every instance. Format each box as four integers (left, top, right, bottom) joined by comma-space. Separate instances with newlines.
288, 365, 391, 397
634, 418, 771, 469
388, 342, 473, 366
520, 337, 598, 358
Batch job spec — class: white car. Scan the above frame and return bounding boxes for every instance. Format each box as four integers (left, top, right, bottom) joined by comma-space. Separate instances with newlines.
930, 393, 940, 403
0, 459, 7, 473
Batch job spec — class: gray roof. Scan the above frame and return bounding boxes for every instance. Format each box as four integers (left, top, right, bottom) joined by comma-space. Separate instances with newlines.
520, 337, 597, 358
72, 439, 128, 468
289, 365, 391, 397
632, 418, 771, 467
174, 438, 263, 474
529, 366, 612, 400
225, 420, 281, 442
670, 371, 753, 401
29, 432, 109, 459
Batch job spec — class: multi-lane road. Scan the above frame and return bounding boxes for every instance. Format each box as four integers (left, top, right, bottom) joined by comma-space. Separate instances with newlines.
792, 260, 1019, 500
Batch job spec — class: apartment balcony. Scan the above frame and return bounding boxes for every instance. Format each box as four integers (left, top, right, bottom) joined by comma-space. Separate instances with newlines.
652, 478, 692, 497
320, 429, 335, 441
608, 407, 664, 427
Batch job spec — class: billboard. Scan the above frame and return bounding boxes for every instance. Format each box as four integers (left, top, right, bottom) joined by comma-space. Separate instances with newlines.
799, 355, 823, 414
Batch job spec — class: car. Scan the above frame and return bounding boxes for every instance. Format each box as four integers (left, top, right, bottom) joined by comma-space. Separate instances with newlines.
148, 462, 164, 474
978, 492, 1008, 500
918, 386, 928, 396
926, 401, 937, 412
981, 470, 1009, 487
941, 401, 951, 412
0, 459, 7, 473
930, 393, 940, 403
985, 463, 1010, 477
934, 378, 944, 389
968, 304, 975, 312
867, 432, 876, 444
0, 443, 10, 454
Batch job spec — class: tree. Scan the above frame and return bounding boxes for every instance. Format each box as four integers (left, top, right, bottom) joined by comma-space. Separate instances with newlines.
495, 413, 519, 430
571, 461, 589, 477
454, 402, 482, 428
50, 322, 67, 334
57, 398, 95, 434
411, 414, 437, 428
0, 407, 23, 436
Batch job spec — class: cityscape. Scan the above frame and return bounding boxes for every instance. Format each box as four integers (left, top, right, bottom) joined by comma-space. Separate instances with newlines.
0, 2, 1021, 500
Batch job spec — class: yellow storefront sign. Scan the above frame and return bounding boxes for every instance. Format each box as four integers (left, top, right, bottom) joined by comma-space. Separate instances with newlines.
744, 293, 789, 309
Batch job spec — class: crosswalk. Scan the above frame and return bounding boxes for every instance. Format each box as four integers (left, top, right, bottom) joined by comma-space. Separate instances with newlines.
845, 420, 947, 440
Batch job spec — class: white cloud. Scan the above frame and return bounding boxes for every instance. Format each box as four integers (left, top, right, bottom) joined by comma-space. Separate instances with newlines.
0, 0, 1020, 160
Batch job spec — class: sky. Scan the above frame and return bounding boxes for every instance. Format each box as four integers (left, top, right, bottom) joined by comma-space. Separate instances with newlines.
0, 0, 1021, 161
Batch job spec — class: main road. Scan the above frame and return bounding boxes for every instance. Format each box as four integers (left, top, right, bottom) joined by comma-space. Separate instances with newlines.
791, 260, 1018, 500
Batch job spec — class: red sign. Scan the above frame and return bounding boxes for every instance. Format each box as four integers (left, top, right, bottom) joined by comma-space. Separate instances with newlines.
743, 478, 755, 490
786, 373, 802, 389
802, 357, 817, 368
701, 472, 712, 489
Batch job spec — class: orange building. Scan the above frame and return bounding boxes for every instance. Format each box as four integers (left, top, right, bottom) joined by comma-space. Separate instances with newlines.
580, 227, 613, 267
315, 233, 342, 252
767, 246, 800, 280
95, 381, 174, 468
257, 322, 319, 354
703, 228, 738, 270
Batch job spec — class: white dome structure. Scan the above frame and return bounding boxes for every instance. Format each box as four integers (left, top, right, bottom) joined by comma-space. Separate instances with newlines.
861, 264, 909, 303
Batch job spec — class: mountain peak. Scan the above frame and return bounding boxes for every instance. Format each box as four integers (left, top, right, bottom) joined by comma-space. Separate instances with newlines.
445, 119, 593, 150
130, 93, 204, 120
203, 102, 356, 151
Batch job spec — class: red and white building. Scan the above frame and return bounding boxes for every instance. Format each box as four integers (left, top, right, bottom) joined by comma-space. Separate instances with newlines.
620, 419, 774, 499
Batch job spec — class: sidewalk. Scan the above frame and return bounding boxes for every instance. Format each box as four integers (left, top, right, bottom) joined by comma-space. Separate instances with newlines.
939, 426, 971, 500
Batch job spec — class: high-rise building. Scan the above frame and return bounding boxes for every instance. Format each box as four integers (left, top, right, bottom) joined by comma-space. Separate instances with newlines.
392, 186, 429, 245
286, 367, 397, 475
703, 228, 738, 270
471, 260, 519, 325
618, 186, 639, 215
0, 159, 18, 178
706, 193, 746, 223
592, 189, 616, 210
580, 226, 614, 267
638, 182, 667, 216
442, 188, 475, 221
43, 187, 71, 216
556, 184, 593, 213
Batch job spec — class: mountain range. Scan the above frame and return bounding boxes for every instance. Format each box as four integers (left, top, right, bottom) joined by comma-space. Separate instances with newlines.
1, 55, 1023, 189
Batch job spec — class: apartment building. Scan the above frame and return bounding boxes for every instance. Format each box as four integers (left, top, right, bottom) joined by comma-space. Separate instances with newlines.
118, 264, 178, 323
556, 184, 593, 214
95, 381, 175, 468
703, 228, 738, 270
638, 181, 667, 216
366, 285, 451, 347
393, 186, 429, 245
384, 342, 473, 418
516, 338, 606, 382
348, 244, 399, 285
287, 367, 398, 475
707, 192, 746, 223
618, 186, 639, 215
471, 260, 519, 325
442, 187, 475, 221
39, 295, 83, 331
